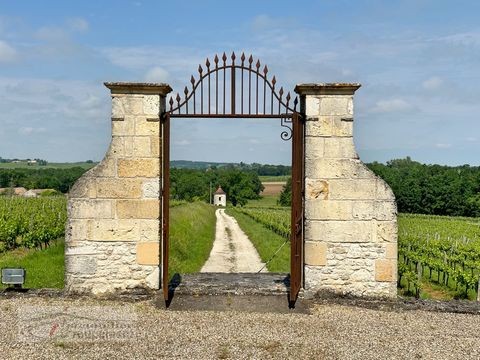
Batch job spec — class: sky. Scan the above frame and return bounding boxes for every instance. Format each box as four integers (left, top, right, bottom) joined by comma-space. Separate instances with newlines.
0, 0, 479, 166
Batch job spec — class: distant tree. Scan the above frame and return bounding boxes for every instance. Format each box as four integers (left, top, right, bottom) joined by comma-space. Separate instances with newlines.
278, 178, 292, 206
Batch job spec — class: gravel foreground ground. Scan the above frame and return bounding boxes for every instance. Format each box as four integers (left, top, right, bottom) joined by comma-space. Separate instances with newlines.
1, 295, 479, 360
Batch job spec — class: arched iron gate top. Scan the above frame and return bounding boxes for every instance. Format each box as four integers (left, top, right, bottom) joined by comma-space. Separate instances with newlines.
167, 52, 298, 119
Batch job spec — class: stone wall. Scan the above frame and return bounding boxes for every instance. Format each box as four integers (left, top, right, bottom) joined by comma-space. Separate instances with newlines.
65, 82, 171, 295
296, 84, 398, 298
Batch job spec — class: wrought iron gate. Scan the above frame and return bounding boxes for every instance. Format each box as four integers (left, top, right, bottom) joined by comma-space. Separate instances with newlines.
161, 52, 304, 304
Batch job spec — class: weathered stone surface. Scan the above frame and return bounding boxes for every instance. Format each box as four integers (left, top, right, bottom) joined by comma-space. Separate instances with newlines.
136, 242, 160, 265
142, 179, 160, 198
122, 95, 144, 115
319, 96, 353, 116
66, 256, 97, 275
385, 243, 397, 259
305, 97, 320, 117
305, 179, 329, 200
136, 118, 160, 136
375, 259, 397, 282
328, 179, 376, 200
68, 177, 96, 199
150, 136, 160, 157
143, 95, 160, 116
69, 200, 113, 219
124, 137, 152, 157
305, 199, 352, 220
323, 137, 357, 159
116, 199, 159, 219
304, 242, 327, 266
117, 158, 159, 178
112, 116, 135, 136
376, 221, 398, 242
305, 220, 374, 243
352, 201, 397, 221
89, 157, 116, 178
305, 159, 372, 179
96, 178, 142, 198
89, 219, 140, 241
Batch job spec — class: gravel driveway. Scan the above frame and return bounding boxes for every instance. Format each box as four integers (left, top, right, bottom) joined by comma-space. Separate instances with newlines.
1, 294, 479, 360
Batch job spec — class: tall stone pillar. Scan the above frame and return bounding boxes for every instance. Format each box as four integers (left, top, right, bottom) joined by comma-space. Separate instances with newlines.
65, 82, 172, 295
295, 83, 398, 298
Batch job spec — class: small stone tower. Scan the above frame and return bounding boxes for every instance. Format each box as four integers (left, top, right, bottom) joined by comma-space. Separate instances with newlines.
213, 187, 226, 207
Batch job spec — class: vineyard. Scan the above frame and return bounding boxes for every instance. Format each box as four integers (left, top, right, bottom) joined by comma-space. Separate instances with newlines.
234, 206, 480, 300
0, 196, 67, 252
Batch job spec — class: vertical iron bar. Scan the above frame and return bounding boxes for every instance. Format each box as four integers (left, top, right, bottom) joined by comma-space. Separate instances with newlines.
208, 72, 211, 114
256, 71, 259, 114
231, 66, 236, 115
223, 66, 226, 115
162, 113, 170, 303
263, 77, 266, 114
241, 67, 244, 114
216, 71, 218, 114
200, 79, 203, 114
248, 70, 252, 114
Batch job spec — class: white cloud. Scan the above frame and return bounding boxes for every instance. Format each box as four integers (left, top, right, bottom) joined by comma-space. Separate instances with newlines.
67, 17, 89, 32
0, 40, 16, 62
144, 66, 169, 82
370, 98, 413, 113
174, 139, 190, 146
35, 26, 68, 41
422, 76, 443, 90
435, 143, 452, 149
18, 126, 46, 135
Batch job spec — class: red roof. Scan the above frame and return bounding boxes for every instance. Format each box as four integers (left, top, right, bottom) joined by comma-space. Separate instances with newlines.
214, 187, 226, 195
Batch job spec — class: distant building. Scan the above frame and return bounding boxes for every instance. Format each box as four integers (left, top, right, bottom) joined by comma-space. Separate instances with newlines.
213, 187, 226, 207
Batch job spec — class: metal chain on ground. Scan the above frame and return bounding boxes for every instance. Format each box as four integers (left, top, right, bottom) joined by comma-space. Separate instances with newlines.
257, 238, 290, 273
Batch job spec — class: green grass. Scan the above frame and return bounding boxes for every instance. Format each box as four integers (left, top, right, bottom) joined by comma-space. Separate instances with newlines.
245, 195, 281, 208
0, 239, 64, 289
169, 201, 217, 275
226, 207, 289, 272
259, 175, 290, 182
0, 162, 96, 169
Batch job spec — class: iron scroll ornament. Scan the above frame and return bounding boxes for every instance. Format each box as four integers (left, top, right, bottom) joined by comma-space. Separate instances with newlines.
167, 52, 298, 140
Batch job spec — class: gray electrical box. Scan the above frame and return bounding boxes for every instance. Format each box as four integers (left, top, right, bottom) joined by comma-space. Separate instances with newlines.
1, 268, 26, 285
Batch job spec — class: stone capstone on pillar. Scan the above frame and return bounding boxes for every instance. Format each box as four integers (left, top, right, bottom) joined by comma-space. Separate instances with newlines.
65, 82, 171, 295
295, 83, 398, 298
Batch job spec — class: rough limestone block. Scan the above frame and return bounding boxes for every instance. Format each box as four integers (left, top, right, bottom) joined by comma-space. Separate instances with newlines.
319, 96, 353, 116
150, 136, 160, 157
68, 177, 96, 199
136, 242, 160, 265
112, 116, 135, 136
116, 199, 159, 219
305, 116, 333, 137
304, 242, 327, 266
142, 179, 160, 198
145, 267, 160, 289
323, 137, 357, 159
305, 159, 372, 179
305, 199, 353, 220
333, 117, 354, 137
139, 220, 160, 241
117, 158, 159, 178
305, 220, 373, 243
111, 96, 125, 120
89, 219, 140, 241
69, 200, 113, 219
385, 243, 397, 259
328, 179, 376, 200
122, 95, 144, 115
123, 137, 152, 157
96, 178, 142, 198
66, 219, 92, 241
136, 118, 160, 136
89, 157, 116, 178
305, 97, 320, 117
376, 178, 396, 200
66, 256, 97, 275
110, 137, 125, 157
375, 259, 397, 282
305, 179, 329, 200
352, 201, 397, 221
305, 137, 325, 160
143, 95, 160, 116
376, 221, 398, 242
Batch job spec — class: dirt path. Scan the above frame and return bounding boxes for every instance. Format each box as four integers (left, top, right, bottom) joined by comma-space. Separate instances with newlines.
200, 208, 267, 273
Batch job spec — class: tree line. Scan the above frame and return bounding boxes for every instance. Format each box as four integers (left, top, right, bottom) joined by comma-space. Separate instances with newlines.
0, 167, 87, 193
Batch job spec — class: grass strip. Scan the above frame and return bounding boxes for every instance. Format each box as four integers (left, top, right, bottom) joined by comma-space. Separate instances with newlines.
0, 239, 64, 289
226, 208, 289, 273
169, 201, 217, 275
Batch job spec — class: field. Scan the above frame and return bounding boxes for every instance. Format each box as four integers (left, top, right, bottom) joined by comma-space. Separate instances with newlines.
1, 194, 479, 300
0, 162, 96, 170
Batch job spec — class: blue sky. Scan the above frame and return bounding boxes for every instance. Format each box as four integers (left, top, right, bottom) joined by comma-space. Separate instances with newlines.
0, 0, 479, 165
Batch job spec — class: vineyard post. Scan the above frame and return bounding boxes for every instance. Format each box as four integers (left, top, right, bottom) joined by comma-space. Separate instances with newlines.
477, 278, 480, 302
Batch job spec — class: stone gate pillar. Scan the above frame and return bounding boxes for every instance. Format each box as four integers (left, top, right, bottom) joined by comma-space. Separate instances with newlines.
65, 82, 171, 295
295, 83, 398, 298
